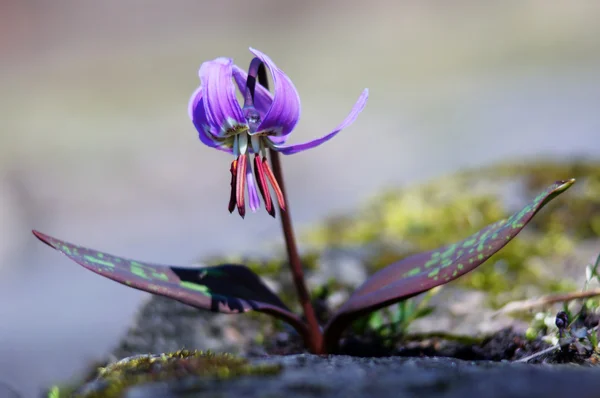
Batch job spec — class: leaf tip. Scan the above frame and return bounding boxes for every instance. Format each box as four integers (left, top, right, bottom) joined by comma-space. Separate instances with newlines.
556, 178, 576, 191
32, 229, 50, 244
32, 230, 61, 251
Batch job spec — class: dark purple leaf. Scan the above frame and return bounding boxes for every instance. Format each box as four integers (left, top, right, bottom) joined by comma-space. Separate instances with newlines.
324, 179, 575, 347
32, 230, 305, 330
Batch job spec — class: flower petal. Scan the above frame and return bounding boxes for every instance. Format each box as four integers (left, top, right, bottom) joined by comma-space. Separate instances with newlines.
189, 86, 233, 154
249, 48, 301, 138
200, 57, 247, 137
188, 85, 202, 121
273, 89, 369, 155
232, 65, 273, 120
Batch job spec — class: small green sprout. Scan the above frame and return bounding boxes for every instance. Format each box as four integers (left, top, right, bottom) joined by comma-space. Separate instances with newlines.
351, 287, 441, 346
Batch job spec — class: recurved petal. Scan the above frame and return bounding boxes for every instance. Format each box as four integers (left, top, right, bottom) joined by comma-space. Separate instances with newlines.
200, 57, 247, 137
188, 86, 233, 153
273, 88, 369, 155
232, 64, 273, 120
188, 85, 202, 121
249, 48, 300, 138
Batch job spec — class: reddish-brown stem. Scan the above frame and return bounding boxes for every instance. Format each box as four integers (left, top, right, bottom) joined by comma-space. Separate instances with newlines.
268, 149, 324, 353
254, 63, 323, 353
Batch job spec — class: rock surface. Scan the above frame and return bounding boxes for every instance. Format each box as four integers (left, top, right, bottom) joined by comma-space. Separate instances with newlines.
112, 296, 265, 359
122, 354, 600, 398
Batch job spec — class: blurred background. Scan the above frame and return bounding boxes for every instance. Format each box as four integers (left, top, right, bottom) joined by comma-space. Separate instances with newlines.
1, 0, 600, 395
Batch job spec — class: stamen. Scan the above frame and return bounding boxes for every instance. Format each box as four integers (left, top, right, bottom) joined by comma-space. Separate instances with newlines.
232, 134, 240, 157
250, 134, 261, 154
238, 132, 248, 155
228, 159, 237, 213
254, 154, 275, 217
235, 154, 248, 218
261, 156, 286, 212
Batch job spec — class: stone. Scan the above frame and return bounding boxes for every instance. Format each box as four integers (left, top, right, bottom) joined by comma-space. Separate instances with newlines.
122, 354, 600, 398
112, 296, 264, 359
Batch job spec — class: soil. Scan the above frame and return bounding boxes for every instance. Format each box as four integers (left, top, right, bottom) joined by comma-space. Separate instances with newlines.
255, 328, 554, 360
253, 302, 600, 365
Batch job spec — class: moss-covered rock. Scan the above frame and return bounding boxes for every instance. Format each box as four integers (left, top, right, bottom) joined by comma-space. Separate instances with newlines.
47, 350, 281, 398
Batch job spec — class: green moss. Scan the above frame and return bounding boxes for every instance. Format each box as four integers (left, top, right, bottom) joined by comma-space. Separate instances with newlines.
48, 350, 281, 398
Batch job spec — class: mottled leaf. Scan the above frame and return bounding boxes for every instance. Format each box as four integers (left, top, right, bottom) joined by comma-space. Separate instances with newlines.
324, 179, 575, 346
32, 231, 305, 330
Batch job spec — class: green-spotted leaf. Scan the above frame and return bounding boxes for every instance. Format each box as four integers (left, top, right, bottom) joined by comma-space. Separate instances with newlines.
324, 179, 575, 348
32, 230, 305, 329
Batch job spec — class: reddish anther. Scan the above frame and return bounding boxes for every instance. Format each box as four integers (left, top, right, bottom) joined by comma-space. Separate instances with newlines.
235, 154, 247, 217
261, 156, 286, 212
254, 155, 275, 217
228, 159, 238, 213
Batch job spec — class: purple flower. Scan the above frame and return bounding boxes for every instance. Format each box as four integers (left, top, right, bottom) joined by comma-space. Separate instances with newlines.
189, 48, 369, 218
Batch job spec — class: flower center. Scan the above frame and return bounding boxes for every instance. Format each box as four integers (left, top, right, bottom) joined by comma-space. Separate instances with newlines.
230, 106, 269, 158
243, 106, 261, 134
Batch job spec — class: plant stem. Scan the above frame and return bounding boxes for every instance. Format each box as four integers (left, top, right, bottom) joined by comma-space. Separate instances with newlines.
257, 64, 323, 353
268, 149, 323, 353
